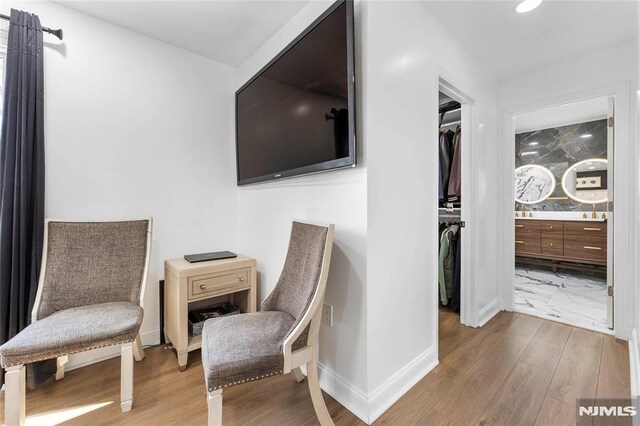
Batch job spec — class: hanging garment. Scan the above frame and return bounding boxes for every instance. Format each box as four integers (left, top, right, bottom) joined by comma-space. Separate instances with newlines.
438, 223, 459, 304
438, 229, 450, 305
443, 224, 460, 299
448, 128, 462, 202
451, 233, 461, 312
438, 142, 444, 201
439, 130, 453, 199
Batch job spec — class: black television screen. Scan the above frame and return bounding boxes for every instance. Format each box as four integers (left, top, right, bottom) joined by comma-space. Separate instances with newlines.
235, 0, 356, 186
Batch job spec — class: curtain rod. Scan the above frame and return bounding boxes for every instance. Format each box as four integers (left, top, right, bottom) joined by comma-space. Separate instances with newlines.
0, 13, 63, 40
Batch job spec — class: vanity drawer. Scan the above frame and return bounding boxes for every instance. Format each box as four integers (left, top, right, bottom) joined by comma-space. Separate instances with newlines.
515, 220, 541, 233
540, 222, 562, 233
563, 221, 607, 238
188, 268, 250, 301
541, 235, 563, 256
564, 236, 607, 262
515, 234, 541, 254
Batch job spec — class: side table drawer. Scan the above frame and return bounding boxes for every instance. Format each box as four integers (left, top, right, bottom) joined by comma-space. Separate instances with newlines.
188, 268, 250, 301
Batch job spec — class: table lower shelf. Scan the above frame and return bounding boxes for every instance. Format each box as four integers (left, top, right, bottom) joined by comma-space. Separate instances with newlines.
187, 334, 202, 351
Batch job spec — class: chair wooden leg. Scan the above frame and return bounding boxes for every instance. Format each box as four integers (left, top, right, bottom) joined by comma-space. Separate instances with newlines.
56, 355, 68, 380
5, 365, 26, 426
292, 367, 305, 383
207, 389, 223, 426
133, 334, 145, 361
307, 356, 334, 426
121, 342, 134, 413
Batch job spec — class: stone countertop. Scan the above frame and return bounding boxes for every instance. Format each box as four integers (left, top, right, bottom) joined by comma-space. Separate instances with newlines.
514, 216, 606, 222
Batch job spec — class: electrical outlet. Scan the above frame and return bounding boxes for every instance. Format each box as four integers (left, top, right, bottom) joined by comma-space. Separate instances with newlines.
322, 303, 333, 327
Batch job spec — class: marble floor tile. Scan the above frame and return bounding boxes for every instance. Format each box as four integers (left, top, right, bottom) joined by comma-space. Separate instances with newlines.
514, 266, 608, 332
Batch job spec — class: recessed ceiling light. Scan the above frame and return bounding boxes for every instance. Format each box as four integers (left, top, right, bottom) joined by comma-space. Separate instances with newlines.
529, 141, 539, 146
581, 134, 592, 138
521, 151, 538, 156
516, 0, 542, 14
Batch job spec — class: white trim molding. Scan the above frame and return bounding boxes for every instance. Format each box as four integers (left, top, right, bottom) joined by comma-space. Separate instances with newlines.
630, 329, 640, 398
367, 346, 438, 423
478, 299, 502, 327
318, 346, 438, 424
317, 362, 369, 423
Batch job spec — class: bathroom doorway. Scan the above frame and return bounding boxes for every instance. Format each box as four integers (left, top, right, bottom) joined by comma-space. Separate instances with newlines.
511, 96, 614, 334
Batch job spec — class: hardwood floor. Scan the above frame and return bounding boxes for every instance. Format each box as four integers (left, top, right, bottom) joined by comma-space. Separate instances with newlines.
0, 311, 629, 425
377, 310, 630, 426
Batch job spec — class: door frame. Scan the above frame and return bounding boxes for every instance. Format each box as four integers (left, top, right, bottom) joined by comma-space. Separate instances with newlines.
498, 82, 632, 340
439, 77, 476, 328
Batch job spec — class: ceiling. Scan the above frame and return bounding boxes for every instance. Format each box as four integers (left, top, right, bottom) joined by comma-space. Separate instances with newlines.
515, 96, 609, 132
55, 1, 309, 67
423, 0, 638, 82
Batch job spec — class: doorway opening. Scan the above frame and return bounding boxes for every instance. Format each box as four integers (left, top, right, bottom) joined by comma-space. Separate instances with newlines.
511, 96, 614, 334
437, 79, 474, 355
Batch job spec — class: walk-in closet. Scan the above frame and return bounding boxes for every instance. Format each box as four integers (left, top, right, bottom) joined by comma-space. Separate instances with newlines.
438, 91, 463, 322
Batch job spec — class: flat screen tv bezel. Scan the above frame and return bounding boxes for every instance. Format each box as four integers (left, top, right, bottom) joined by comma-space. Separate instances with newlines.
235, 0, 356, 186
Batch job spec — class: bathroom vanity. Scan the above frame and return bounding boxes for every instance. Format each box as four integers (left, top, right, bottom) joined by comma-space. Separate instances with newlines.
515, 218, 607, 271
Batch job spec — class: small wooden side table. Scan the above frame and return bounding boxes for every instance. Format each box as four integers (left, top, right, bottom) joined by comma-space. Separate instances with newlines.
164, 254, 257, 370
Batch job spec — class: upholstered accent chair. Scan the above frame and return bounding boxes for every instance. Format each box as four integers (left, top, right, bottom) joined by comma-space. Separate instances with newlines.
0, 219, 152, 426
201, 221, 335, 426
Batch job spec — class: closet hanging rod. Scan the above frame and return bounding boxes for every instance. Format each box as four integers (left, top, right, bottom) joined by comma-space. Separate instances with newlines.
0, 14, 63, 40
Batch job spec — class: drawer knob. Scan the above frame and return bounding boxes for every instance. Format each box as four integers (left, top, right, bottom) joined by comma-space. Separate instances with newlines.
200, 284, 207, 289
584, 246, 602, 250
238, 277, 245, 282
549, 243, 554, 246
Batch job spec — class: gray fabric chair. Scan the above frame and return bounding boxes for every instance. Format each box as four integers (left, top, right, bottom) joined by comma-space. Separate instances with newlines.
201, 221, 335, 426
0, 219, 152, 426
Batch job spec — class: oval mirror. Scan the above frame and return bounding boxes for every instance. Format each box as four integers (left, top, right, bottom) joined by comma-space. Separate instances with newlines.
514, 164, 555, 204
561, 158, 608, 204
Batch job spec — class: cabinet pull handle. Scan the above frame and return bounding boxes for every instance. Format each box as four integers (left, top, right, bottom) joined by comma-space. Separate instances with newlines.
515, 225, 524, 228
584, 227, 601, 231
515, 241, 524, 244
238, 277, 245, 282
584, 246, 602, 250
200, 284, 207, 289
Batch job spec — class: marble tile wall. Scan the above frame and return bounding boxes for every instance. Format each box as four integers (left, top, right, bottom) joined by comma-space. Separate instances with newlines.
515, 119, 607, 212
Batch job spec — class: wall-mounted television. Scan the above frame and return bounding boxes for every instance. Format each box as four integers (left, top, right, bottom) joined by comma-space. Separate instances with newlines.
235, 0, 356, 186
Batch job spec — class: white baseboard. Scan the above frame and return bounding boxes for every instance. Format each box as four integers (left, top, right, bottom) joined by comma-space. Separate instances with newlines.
478, 299, 501, 327
629, 329, 640, 426
317, 346, 437, 424
316, 362, 369, 423
67, 327, 160, 371
367, 346, 438, 423
630, 328, 640, 397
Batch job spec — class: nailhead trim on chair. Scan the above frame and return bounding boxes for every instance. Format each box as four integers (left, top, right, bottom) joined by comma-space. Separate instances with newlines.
208, 370, 283, 392
1, 338, 136, 368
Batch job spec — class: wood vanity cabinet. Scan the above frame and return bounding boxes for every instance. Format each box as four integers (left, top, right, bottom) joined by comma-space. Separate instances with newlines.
515, 219, 607, 267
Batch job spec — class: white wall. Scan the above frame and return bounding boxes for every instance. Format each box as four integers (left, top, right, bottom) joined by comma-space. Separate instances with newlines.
1, 1, 238, 368
235, 0, 369, 412
498, 41, 638, 340
364, 1, 500, 419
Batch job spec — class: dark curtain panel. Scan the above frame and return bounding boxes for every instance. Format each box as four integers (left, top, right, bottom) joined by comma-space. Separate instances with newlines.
0, 9, 47, 387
